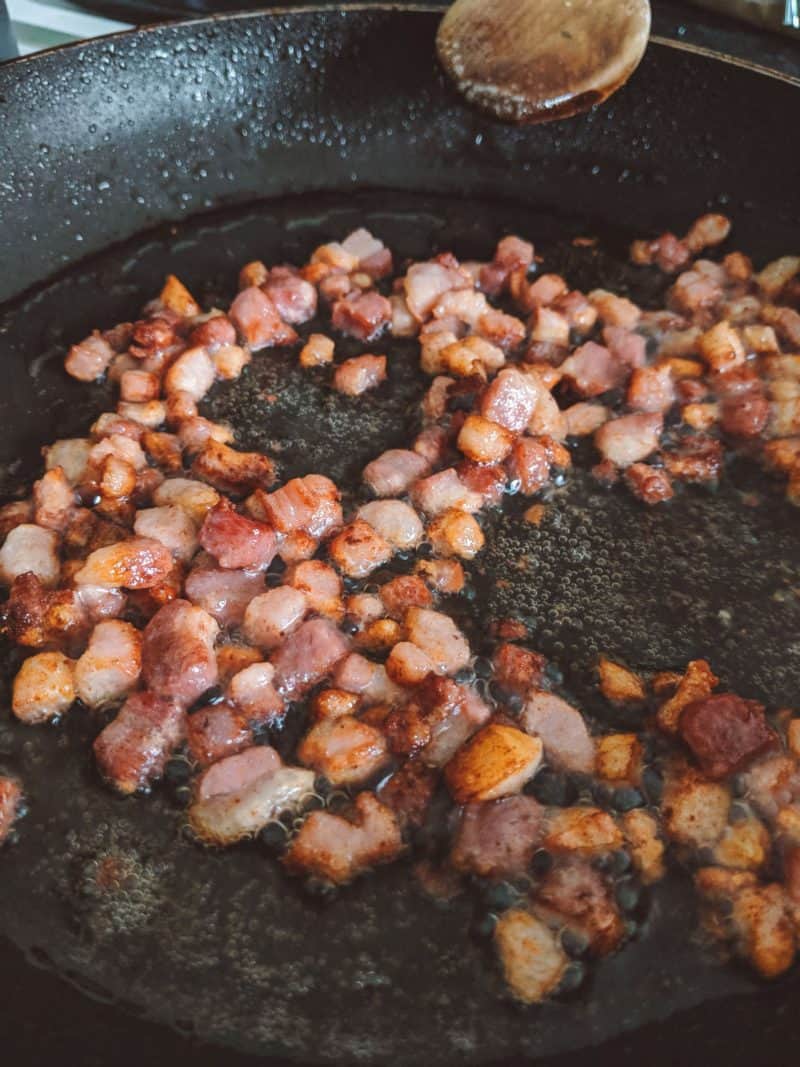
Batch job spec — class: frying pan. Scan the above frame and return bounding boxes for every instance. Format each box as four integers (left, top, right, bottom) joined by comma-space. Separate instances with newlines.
1, 5, 800, 1064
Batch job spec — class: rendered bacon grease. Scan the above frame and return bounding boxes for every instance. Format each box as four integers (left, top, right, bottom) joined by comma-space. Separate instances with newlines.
2, 218, 800, 1005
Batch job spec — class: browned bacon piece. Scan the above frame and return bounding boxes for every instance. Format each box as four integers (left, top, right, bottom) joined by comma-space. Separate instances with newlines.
94, 691, 186, 794
141, 599, 219, 708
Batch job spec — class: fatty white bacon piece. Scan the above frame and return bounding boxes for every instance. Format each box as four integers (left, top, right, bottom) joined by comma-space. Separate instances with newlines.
410, 468, 483, 517
332, 354, 387, 396
521, 690, 596, 773
284, 791, 404, 884
228, 286, 297, 349
362, 449, 430, 498
164, 346, 216, 402
404, 261, 470, 321
594, 413, 663, 467
405, 607, 470, 675
74, 537, 174, 590
329, 520, 393, 579
134, 505, 199, 563
184, 559, 266, 627
333, 653, 406, 706
356, 500, 424, 551
65, 331, 115, 381
94, 691, 186, 794
297, 715, 390, 787
45, 439, 92, 485
286, 561, 343, 621
12, 651, 76, 724
0, 524, 61, 588
141, 599, 219, 708
74, 619, 141, 710
153, 478, 220, 525
228, 662, 284, 724
33, 467, 75, 532
243, 587, 308, 651
494, 910, 568, 1004
190, 749, 315, 846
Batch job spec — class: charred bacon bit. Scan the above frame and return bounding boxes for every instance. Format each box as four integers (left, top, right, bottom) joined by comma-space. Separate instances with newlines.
679, 693, 778, 780
192, 440, 276, 495
284, 791, 404, 885
597, 657, 646, 703
0, 572, 86, 650
94, 691, 186, 794
656, 658, 719, 733
624, 463, 674, 504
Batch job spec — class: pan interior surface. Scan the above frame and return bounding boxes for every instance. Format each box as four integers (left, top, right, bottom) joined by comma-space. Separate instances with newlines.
1, 188, 800, 1064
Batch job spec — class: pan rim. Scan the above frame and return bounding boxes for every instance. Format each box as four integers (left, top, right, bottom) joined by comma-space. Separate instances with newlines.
1, 2, 799, 91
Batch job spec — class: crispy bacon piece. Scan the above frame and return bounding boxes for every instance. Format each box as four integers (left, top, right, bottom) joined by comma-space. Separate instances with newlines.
255, 474, 342, 540
271, 618, 350, 698
187, 703, 253, 766
332, 353, 387, 396
229, 286, 297, 349
627, 364, 675, 413
284, 791, 404, 884
74, 620, 141, 710
594, 413, 662, 468
494, 910, 568, 1004
560, 341, 626, 398
33, 468, 75, 533
74, 537, 173, 591
444, 725, 542, 803
624, 463, 674, 504
1, 572, 86, 649
331, 291, 392, 342
94, 692, 186, 794
141, 599, 219, 708
198, 498, 277, 570
298, 714, 389, 787
329, 519, 393, 579
679, 693, 778, 780
12, 651, 76, 723
493, 643, 546, 696
662, 434, 723, 483
192, 440, 276, 495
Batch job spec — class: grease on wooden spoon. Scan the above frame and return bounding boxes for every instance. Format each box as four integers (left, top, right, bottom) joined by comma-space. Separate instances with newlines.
437, 0, 651, 123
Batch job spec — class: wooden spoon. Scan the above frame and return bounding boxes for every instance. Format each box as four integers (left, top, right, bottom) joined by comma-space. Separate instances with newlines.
436, 0, 651, 124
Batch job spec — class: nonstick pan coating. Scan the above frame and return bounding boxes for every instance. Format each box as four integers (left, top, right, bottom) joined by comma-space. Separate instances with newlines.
0, 8, 800, 1065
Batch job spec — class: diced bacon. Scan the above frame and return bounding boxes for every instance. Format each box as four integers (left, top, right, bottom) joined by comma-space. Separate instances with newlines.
76, 585, 127, 624
426, 508, 484, 560
274, 530, 319, 563
630, 232, 691, 273
332, 353, 387, 396
494, 910, 568, 1004
190, 759, 315, 845
413, 425, 449, 468
493, 644, 546, 696
589, 289, 641, 329
525, 273, 568, 311
286, 560, 343, 620
183, 559, 264, 627
685, 213, 731, 254
563, 402, 609, 437
74, 620, 141, 710
228, 286, 297, 349
130, 315, 179, 359
319, 273, 354, 305
457, 414, 513, 464
404, 261, 470, 321
405, 607, 470, 675
0, 571, 84, 649
679, 694, 778, 780
65, 331, 115, 382
158, 273, 199, 317
415, 558, 465, 595
456, 461, 507, 506
507, 438, 551, 495
94, 691, 186, 794
299, 333, 335, 368
662, 434, 723, 483
165, 391, 198, 426
536, 857, 624, 955
195, 744, 279, 799
390, 294, 418, 337
762, 305, 800, 348
341, 227, 385, 265
452, 796, 545, 877
385, 640, 436, 686
141, 599, 219, 708
284, 791, 403, 884
120, 369, 160, 403
163, 346, 216, 402
329, 520, 393, 578
560, 341, 625, 398
188, 443, 273, 500
271, 618, 350, 698
357, 500, 424, 550
216, 644, 262, 687
12, 651, 76, 723
177, 416, 233, 455
187, 703, 253, 766
331, 291, 392, 342
434, 289, 491, 332
32, 467, 75, 532
188, 314, 237, 351
478, 367, 538, 432
411, 468, 483, 517
720, 381, 769, 438
530, 305, 570, 347
757, 256, 800, 299
445, 724, 542, 802
670, 269, 723, 314
228, 662, 284, 723
478, 309, 526, 351
627, 364, 675, 413
298, 714, 389, 786
311, 242, 359, 272
197, 498, 276, 570
625, 463, 674, 503
0, 777, 22, 846
134, 505, 199, 562
262, 268, 318, 325
243, 587, 308, 650
522, 690, 595, 773
603, 326, 647, 372
256, 474, 342, 540
378, 759, 438, 829
74, 537, 173, 590
379, 575, 433, 619
152, 479, 219, 524
594, 413, 662, 467
479, 236, 534, 297
0, 524, 60, 588
45, 439, 91, 485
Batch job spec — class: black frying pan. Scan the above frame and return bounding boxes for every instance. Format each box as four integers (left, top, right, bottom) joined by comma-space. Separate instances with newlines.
1, 6, 800, 1065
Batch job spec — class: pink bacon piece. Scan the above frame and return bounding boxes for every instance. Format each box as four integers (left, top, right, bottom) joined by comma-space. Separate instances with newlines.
94, 691, 186, 794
